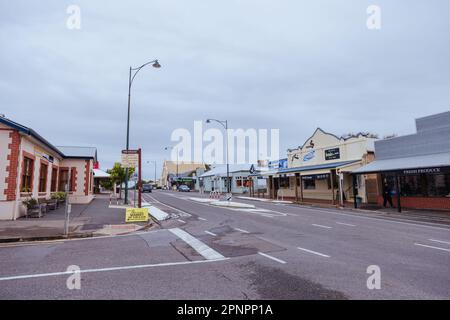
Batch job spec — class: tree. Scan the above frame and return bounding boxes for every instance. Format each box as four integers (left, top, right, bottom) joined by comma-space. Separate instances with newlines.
107, 162, 135, 198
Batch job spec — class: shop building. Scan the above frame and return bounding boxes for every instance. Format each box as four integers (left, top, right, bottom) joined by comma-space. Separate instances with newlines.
199, 164, 266, 194
353, 111, 450, 211
0, 117, 97, 220
160, 161, 207, 188
264, 128, 378, 205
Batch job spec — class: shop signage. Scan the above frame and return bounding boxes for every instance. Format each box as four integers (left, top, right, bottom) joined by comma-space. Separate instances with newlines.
125, 208, 149, 223
325, 147, 340, 161
268, 158, 288, 170
301, 173, 329, 180
402, 167, 446, 175
303, 150, 315, 162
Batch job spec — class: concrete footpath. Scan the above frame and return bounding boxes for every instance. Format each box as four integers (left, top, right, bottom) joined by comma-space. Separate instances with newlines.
0, 195, 155, 243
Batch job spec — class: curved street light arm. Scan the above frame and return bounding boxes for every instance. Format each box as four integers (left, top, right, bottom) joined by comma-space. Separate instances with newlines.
130, 59, 159, 86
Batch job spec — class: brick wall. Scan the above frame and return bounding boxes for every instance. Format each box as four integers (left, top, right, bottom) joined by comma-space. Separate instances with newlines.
377, 195, 450, 211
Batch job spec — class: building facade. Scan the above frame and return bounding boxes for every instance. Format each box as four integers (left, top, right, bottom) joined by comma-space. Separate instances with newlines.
199, 164, 266, 194
353, 111, 450, 211
160, 161, 208, 188
0, 117, 97, 220
264, 128, 378, 205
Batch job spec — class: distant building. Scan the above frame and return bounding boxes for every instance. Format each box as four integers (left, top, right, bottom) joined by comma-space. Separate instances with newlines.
354, 111, 450, 211
0, 116, 98, 220
160, 161, 207, 188
199, 164, 267, 194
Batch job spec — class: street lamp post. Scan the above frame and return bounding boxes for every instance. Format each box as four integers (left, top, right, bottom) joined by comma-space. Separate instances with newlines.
146, 160, 157, 185
124, 59, 161, 204
206, 119, 230, 196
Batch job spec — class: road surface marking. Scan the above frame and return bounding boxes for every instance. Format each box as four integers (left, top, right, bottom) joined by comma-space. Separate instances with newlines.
143, 194, 192, 217
297, 247, 330, 258
233, 227, 250, 234
414, 243, 450, 252
258, 252, 286, 264
312, 224, 332, 229
292, 206, 450, 231
169, 228, 224, 260
0, 258, 228, 282
198, 217, 207, 221
177, 219, 186, 223
335, 222, 356, 227
429, 239, 450, 246
204, 231, 217, 236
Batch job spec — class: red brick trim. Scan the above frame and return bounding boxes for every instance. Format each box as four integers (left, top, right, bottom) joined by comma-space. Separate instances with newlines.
71, 167, 77, 192
84, 160, 90, 195
4, 131, 21, 201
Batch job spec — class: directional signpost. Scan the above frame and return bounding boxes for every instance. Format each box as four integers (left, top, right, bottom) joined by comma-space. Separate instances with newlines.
121, 149, 142, 208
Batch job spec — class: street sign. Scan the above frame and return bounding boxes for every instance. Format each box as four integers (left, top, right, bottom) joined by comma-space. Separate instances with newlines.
121, 150, 139, 168
125, 208, 149, 223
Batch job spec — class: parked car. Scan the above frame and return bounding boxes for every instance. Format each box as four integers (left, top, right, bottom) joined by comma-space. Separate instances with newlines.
142, 184, 152, 193
178, 185, 190, 192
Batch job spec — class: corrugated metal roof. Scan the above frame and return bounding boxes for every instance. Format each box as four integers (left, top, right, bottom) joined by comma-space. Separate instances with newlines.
352, 152, 450, 174
56, 146, 97, 159
93, 169, 110, 178
276, 160, 360, 174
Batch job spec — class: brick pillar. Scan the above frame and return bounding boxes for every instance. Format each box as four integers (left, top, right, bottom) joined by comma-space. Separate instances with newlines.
4, 131, 21, 201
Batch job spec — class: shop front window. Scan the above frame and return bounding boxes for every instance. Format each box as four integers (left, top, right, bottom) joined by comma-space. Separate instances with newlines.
397, 173, 450, 197
51, 168, 58, 192
279, 176, 290, 188
38, 163, 48, 193
21, 157, 34, 193
303, 179, 315, 190
59, 169, 69, 191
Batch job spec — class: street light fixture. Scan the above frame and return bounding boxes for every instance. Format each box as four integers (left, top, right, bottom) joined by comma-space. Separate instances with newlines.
205, 118, 231, 196
124, 59, 161, 205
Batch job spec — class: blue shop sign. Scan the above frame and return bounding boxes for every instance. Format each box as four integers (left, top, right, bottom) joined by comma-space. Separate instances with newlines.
303, 150, 315, 162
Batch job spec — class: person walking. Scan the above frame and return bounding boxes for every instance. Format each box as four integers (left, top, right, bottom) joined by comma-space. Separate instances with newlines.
383, 181, 394, 208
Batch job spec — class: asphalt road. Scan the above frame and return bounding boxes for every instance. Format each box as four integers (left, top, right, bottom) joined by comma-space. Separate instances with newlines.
0, 190, 449, 299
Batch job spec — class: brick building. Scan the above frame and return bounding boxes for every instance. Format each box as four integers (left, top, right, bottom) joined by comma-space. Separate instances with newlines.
0, 116, 97, 220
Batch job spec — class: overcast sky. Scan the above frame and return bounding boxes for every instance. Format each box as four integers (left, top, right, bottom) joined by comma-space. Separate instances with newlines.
1, 1, 449, 179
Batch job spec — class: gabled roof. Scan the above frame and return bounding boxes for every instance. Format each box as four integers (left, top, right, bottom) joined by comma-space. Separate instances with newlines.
0, 116, 96, 160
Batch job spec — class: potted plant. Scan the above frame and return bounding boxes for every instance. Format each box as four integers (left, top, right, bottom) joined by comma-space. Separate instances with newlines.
22, 197, 39, 217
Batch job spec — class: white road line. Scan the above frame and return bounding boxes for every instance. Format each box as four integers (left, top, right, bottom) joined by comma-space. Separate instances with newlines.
258, 252, 286, 264
233, 227, 250, 234
204, 231, 217, 237
297, 247, 330, 258
169, 228, 224, 260
293, 206, 450, 231
414, 243, 450, 252
0, 258, 228, 282
335, 222, 356, 227
143, 194, 192, 217
177, 219, 186, 223
198, 217, 207, 221
429, 239, 450, 246
311, 224, 332, 229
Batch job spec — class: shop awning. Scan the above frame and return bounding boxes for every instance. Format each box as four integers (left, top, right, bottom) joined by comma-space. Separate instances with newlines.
352, 152, 450, 174
277, 160, 360, 174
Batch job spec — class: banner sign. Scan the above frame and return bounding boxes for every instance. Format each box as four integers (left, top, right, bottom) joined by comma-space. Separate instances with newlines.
325, 147, 340, 161
125, 208, 149, 223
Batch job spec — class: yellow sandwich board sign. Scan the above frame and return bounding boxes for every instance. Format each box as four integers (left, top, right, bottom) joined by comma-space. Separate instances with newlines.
125, 208, 149, 223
